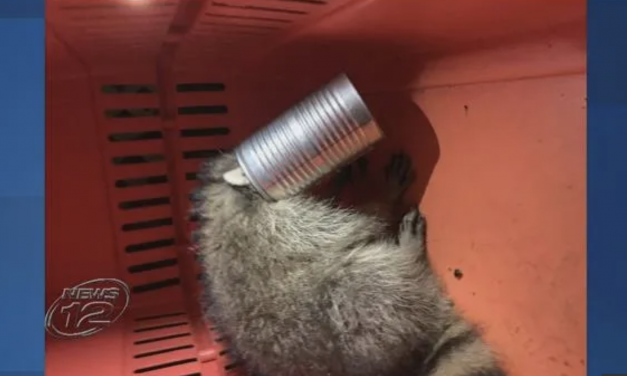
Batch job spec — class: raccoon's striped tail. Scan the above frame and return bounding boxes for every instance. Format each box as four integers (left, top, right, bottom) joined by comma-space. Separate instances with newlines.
420, 320, 507, 376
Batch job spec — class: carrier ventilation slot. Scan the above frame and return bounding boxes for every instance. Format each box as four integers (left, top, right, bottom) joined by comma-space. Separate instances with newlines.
119, 197, 171, 210
205, 12, 293, 24
132, 277, 181, 293
134, 321, 188, 333
134, 344, 195, 359
212, 2, 309, 15
115, 175, 168, 188
182, 149, 222, 159
200, 21, 282, 31
186, 173, 198, 181
133, 358, 197, 374
134, 332, 191, 345
101, 85, 157, 94
180, 127, 230, 137
212, 327, 227, 342
105, 108, 160, 118
135, 312, 186, 322
125, 238, 175, 253
122, 218, 174, 231
224, 362, 241, 371
178, 105, 228, 115
112, 155, 165, 165
176, 82, 225, 92
128, 258, 178, 273
215, 332, 240, 371
109, 131, 163, 142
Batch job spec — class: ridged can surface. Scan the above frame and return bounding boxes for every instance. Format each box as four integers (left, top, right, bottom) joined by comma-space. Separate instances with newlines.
234, 74, 384, 201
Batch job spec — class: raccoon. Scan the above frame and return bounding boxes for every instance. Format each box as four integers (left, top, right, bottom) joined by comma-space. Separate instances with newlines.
190, 151, 506, 376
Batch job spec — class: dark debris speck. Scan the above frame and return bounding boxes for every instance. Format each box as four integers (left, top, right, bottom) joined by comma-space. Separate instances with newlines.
453, 268, 464, 280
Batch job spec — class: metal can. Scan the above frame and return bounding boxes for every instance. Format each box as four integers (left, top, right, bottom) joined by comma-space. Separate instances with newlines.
234, 74, 384, 201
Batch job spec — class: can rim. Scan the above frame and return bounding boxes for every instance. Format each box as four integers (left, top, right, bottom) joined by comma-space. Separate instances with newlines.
332, 73, 378, 127
234, 148, 276, 201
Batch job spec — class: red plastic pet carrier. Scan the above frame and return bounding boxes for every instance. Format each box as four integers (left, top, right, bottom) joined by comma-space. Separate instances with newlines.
46, 0, 586, 375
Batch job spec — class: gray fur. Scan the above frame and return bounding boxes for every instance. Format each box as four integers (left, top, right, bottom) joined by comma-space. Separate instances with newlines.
191, 152, 506, 376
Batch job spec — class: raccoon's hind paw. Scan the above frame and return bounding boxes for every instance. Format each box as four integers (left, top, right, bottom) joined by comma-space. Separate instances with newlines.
399, 207, 426, 252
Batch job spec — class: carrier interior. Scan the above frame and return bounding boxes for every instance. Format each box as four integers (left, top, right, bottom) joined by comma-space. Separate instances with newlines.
46, 0, 587, 375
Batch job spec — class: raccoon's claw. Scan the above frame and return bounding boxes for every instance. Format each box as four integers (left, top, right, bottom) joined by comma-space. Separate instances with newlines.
384, 152, 416, 202
399, 207, 426, 249
400, 207, 425, 236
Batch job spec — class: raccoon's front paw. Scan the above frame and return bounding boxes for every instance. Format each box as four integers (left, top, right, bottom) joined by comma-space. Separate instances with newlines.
384, 152, 415, 202
399, 207, 426, 252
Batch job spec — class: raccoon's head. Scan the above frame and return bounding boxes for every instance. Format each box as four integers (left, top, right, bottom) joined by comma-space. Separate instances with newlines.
193, 152, 264, 219
197, 152, 240, 183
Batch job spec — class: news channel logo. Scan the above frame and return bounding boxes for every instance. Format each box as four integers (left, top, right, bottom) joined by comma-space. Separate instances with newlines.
45, 278, 130, 338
